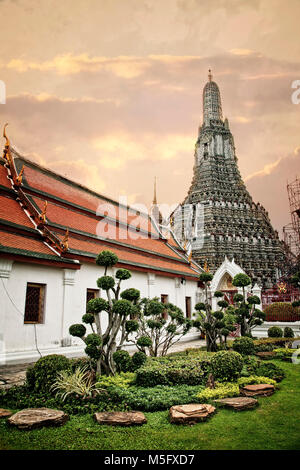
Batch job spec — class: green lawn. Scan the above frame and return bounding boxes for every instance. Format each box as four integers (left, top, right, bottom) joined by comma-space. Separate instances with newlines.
0, 360, 300, 450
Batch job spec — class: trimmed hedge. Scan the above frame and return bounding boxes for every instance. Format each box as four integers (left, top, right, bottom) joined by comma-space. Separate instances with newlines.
232, 337, 255, 355
264, 302, 300, 322
135, 357, 212, 387
105, 384, 205, 411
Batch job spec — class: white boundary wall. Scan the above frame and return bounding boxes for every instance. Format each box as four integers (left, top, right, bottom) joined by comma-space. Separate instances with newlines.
252, 321, 300, 338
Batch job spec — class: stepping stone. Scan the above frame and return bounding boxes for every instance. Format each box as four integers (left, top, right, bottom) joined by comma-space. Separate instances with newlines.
214, 397, 258, 411
169, 404, 215, 425
94, 411, 147, 426
0, 408, 13, 418
240, 384, 275, 397
8, 408, 69, 430
255, 351, 276, 359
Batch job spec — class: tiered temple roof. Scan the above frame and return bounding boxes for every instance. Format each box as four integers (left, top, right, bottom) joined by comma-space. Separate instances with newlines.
0, 133, 200, 280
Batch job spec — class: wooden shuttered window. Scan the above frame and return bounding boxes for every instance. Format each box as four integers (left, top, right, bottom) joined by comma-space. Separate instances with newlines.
185, 296, 192, 319
86, 289, 99, 305
24, 283, 45, 324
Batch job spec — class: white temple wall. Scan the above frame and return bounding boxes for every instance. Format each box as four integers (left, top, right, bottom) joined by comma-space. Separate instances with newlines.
0, 257, 200, 365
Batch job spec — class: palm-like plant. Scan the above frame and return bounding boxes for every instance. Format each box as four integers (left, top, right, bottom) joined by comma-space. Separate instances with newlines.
50, 366, 105, 401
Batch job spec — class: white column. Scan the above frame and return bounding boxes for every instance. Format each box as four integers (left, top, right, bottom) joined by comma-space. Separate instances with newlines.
174, 277, 181, 306
252, 283, 262, 304
61, 269, 77, 345
147, 273, 155, 298
0, 259, 14, 365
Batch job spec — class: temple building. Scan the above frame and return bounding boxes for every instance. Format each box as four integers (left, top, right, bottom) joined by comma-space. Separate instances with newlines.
172, 71, 286, 288
0, 132, 201, 364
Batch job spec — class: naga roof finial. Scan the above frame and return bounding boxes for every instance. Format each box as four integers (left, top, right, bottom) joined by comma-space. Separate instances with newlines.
2, 123, 11, 160
61, 228, 69, 251
39, 200, 48, 223
16, 165, 25, 186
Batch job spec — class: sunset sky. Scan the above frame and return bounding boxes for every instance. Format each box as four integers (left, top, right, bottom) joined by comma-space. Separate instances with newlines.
0, 0, 299, 235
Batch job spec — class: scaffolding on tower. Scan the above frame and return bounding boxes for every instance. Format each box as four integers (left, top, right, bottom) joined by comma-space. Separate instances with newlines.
283, 176, 300, 263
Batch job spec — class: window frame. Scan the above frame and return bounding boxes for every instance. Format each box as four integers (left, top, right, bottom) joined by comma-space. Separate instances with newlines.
86, 288, 99, 305
24, 282, 46, 324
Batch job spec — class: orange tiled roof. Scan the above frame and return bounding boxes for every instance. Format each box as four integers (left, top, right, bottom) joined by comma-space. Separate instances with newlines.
0, 149, 200, 278
0, 194, 34, 229
57, 233, 197, 276
14, 154, 156, 236
0, 229, 58, 258
0, 163, 11, 189
30, 195, 188, 262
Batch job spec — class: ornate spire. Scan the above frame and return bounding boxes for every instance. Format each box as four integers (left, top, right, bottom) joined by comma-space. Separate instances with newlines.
203, 71, 223, 124
153, 176, 157, 205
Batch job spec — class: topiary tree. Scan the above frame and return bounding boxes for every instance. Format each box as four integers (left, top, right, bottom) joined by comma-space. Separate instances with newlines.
268, 326, 283, 338
284, 326, 294, 338
231, 274, 265, 336
193, 274, 237, 351
69, 250, 139, 376
130, 298, 193, 356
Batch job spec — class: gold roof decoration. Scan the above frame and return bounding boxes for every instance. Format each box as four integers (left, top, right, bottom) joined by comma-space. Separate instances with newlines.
2, 123, 11, 161
15, 165, 25, 186
39, 200, 48, 224
61, 228, 69, 251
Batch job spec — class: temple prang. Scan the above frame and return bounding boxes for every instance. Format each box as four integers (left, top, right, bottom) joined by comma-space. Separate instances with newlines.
171, 71, 286, 288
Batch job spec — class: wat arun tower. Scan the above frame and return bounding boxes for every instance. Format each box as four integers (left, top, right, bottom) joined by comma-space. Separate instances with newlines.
172, 71, 286, 287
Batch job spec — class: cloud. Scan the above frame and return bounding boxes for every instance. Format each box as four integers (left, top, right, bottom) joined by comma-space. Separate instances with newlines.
245, 149, 300, 233
6, 54, 151, 78
93, 133, 194, 169
229, 49, 257, 56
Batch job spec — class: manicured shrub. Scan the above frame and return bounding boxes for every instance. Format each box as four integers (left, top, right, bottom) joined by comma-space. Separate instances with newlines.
113, 350, 132, 373
96, 372, 136, 389
237, 376, 277, 387
254, 342, 274, 353
264, 302, 300, 322
106, 384, 205, 411
233, 337, 255, 355
268, 326, 283, 338
253, 337, 300, 348
135, 358, 212, 387
196, 382, 239, 402
284, 327, 294, 338
273, 348, 295, 361
69, 357, 96, 372
131, 351, 147, 370
26, 354, 71, 393
255, 362, 285, 382
69, 324, 86, 338
240, 356, 260, 377
210, 351, 243, 381
96, 250, 118, 267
